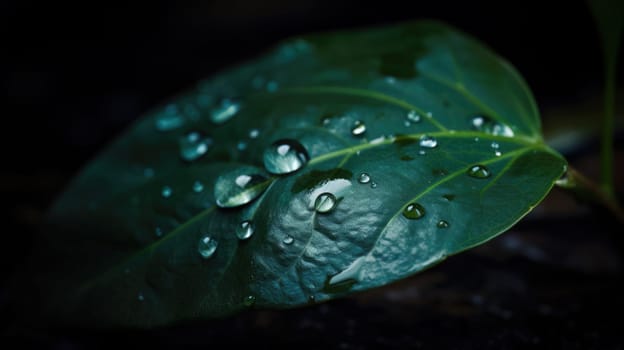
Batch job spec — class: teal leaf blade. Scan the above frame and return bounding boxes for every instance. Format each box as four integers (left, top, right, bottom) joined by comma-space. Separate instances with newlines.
22, 20, 566, 328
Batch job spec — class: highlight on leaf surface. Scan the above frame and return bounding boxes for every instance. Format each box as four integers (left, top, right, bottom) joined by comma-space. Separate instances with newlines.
18, 20, 566, 328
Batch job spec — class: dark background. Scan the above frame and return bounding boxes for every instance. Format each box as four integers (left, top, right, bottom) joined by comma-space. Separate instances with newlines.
3, 0, 623, 348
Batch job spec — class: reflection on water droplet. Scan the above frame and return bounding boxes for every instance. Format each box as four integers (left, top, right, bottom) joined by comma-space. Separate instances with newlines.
198, 235, 218, 259
358, 173, 371, 184
406, 110, 421, 123
161, 186, 173, 198
143, 167, 155, 178
419, 135, 438, 148
283, 235, 294, 245
437, 220, 449, 228
192, 180, 204, 193
495, 151, 502, 157
467, 164, 491, 179
236, 220, 254, 240
243, 295, 256, 307
491, 141, 500, 149
211, 98, 240, 124
403, 202, 425, 219
470, 115, 514, 137
249, 129, 260, 139
314, 192, 337, 213
263, 139, 309, 174
155, 104, 184, 131
214, 166, 271, 208
351, 121, 366, 136
370, 181, 378, 189
180, 131, 212, 162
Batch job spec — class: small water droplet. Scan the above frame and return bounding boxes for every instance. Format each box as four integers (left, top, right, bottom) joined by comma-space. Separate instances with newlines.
467, 164, 491, 179
180, 131, 212, 162
403, 202, 425, 219
370, 181, 378, 188
308, 295, 316, 303
192, 180, 204, 193
143, 167, 155, 178
351, 121, 366, 136
137, 293, 145, 301
214, 166, 271, 208
437, 220, 450, 228
161, 186, 173, 198
155, 227, 163, 237
198, 235, 218, 259
426, 112, 433, 118
418, 150, 426, 155
419, 135, 438, 148
236, 220, 255, 240
210, 98, 240, 124
283, 235, 294, 245
385, 76, 396, 84
404, 120, 411, 127
495, 151, 502, 157
406, 110, 421, 123
314, 192, 337, 213
358, 173, 371, 184
155, 104, 184, 131
322, 118, 331, 126
491, 141, 500, 149
442, 194, 456, 201
266, 80, 279, 92
237, 141, 247, 151
243, 295, 256, 307
263, 139, 309, 174
470, 115, 514, 137
249, 129, 260, 139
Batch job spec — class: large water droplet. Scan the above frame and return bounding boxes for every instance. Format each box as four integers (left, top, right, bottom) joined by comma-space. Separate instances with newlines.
314, 192, 337, 213
467, 164, 491, 179
351, 121, 366, 136
358, 173, 371, 184
470, 115, 514, 137
419, 135, 438, 148
263, 139, 309, 174
161, 186, 173, 198
236, 220, 255, 240
243, 295, 256, 307
406, 110, 421, 123
155, 104, 184, 131
214, 166, 271, 208
210, 98, 240, 124
179, 131, 212, 162
198, 235, 218, 259
192, 180, 204, 193
403, 202, 425, 219
437, 220, 450, 228
283, 235, 294, 245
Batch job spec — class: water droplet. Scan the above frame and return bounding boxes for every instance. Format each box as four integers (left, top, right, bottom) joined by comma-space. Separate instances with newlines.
192, 180, 204, 193
137, 293, 145, 301
243, 295, 256, 307
403, 202, 425, 219
161, 186, 173, 198
442, 194, 455, 201
143, 167, 155, 178
419, 135, 438, 148
266, 80, 279, 92
437, 220, 450, 228
249, 129, 260, 139
418, 150, 426, 156
322, 118, 331, 126
237, 141, 247, 151
404, 120, 411, 127
314, 192, 337, 213
214, 166, 271, 208
179, 131, 212, 162
283, 235, 294, 245
351, 121, 366, 136
263, 139, 309, 174
370, 181, 378, 189
155, 104, 184, 131
470, 115, 514, 137
198, 235, 218, 259
406, 110, 421, 123
495, 151, 502, 157
385, 76, 397, 84
236, 220, 255, 240
210, 98, 240, 124
358, 173, 371, 184
155, 227, 163, 237
426, 112, 433, 118
467, 164, 491, 179
491, 141, 500, 149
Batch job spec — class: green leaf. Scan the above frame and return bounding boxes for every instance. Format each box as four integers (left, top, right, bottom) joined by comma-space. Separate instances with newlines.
22, 20, 566, 328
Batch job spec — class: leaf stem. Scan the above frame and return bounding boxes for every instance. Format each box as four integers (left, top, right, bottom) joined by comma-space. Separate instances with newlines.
556, 166, 624, 224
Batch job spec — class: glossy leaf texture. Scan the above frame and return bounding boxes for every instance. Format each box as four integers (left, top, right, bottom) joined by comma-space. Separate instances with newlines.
20, 21, 566, 328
